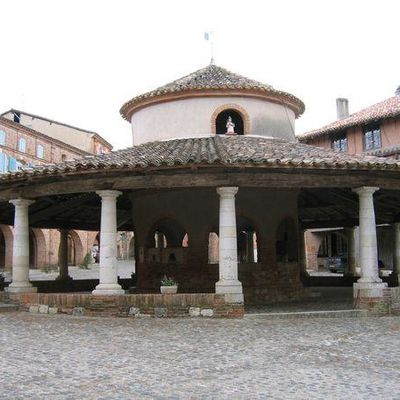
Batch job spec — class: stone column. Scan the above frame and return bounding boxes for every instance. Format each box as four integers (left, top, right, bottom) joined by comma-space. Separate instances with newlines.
353, 187, 387, 297
7, 199, 37, 293
299, 229, 308, 276
247, 231, 255, 263
215, 187, 243, 303
56, 229, 71, 281
391, 222, 400, 285
345, 227, 358, 277
92, 190, 125, 295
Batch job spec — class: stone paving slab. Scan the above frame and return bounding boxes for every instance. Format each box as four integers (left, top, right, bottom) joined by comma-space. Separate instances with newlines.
0, 312, 399, 399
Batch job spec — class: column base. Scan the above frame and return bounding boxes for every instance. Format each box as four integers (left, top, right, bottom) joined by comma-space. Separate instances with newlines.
6, 283, 37, 293
55, 275, 73, 282
353, 281, 387, 298
92, 283, 125, 296
215, 279, 244, 303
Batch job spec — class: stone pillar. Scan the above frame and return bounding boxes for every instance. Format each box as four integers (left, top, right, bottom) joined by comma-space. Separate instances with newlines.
247, 231, 255, 263
353, 187, 387, 299
215, 187, 243, 303
7, 199, 37, 293
299, 229, 308, 276
345, 227, 358, 277
391, 222, 400, 285
56, 229, 71, 281
92, 190, 125, 295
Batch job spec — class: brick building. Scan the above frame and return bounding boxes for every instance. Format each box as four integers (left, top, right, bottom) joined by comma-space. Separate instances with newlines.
0, 110, 114, 270
299, 89, 400, 274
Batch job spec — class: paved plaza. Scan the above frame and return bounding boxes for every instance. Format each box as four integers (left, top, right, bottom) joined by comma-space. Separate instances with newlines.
0, 313, 399, 399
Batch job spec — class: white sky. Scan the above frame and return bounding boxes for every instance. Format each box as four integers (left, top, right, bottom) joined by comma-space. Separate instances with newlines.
1, 0, 399, 149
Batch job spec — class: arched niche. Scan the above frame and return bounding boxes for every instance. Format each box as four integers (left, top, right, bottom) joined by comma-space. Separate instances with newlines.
146, 218, 188, 264
211, 104, 250, 135
237, 216, 259, 263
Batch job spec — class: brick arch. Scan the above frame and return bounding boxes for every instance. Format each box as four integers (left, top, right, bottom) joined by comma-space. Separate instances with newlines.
30, 228, 47, 268
211, 104, 251, 135
68, 230, 85, 265
0, 224, 13, 270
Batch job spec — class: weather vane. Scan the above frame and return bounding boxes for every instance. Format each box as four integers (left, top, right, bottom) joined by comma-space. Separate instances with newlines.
204, 31, 214, 65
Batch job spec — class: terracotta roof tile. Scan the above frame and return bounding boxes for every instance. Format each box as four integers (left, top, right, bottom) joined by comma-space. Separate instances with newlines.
120, 64, 305, 119
3, 135, 400, 182
299, 96, 400, 141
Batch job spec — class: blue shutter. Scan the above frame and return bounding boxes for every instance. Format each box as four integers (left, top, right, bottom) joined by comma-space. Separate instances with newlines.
0, 130, 5, 146
9, 157, 17, 172
0, 153, 5, 173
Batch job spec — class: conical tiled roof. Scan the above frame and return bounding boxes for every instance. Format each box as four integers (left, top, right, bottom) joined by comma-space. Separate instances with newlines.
120, 64, 305, 120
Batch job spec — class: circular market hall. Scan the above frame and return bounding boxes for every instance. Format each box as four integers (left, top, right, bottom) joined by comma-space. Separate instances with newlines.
1, 64, 400, 317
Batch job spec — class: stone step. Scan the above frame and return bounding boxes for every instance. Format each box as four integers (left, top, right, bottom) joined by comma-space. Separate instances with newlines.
244, 309, 367, 320
0, 303, 18, 313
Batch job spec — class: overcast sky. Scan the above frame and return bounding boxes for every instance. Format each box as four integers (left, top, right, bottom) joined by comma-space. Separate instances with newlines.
1, 0, 399, 149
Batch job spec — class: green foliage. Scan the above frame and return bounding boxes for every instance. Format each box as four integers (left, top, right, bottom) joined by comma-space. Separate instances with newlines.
160, 275, 178, 286
79, 252, 93, 269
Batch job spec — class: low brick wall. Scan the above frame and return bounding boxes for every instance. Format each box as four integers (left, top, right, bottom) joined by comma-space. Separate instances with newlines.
7, 292, 244, 318
354, 287, 400, 315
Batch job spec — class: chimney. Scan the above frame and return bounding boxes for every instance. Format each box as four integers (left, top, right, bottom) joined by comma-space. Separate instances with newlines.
336, 98, 349, 120
395, 86, 400, 96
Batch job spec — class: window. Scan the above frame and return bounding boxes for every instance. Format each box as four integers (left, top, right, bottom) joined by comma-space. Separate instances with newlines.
37, 144, 44, 159
0, 153, 8, 173
364, 125, 381, 150
0, 130, 5, 146
13, 112, 21, 123
61, 154, 67, 161
8, 156, 17, 172
18, 137, 26, 152
331, 133, 348, 152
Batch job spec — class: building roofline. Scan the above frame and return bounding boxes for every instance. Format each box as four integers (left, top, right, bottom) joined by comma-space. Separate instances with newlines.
0, 116, 91, 157
1, 108, 113, 149
298, 96, 400, 142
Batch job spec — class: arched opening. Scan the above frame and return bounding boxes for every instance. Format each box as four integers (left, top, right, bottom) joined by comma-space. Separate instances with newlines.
237, 217, 259, 263
207, 217, 259, 264
68, 230, 85, 266
29, 229, 47, 269
317, 230, 348, 272
147, 218, 188, 264
276, 217, 298, 263
215, 109, 244, 135
0, 225, 13, 270
208, 232, 219, 264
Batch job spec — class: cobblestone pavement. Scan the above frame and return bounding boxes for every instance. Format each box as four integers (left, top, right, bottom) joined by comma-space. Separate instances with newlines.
1, 313, 400, 399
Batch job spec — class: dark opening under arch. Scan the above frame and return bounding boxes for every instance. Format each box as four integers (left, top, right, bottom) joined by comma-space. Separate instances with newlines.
216, 109, 244, 135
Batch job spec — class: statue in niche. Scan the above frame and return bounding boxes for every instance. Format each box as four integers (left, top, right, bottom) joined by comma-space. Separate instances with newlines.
225, 116, 236, 135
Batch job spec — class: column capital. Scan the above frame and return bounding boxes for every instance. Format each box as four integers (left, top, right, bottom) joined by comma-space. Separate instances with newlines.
353, 186, 379, 197
9, 198, 34, 208
96, 190, 122, 199
216, 187, 238, 197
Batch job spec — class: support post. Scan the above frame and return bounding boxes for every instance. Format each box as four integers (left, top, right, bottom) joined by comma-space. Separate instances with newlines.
56, 229, 72, 281
92, 190, 125, 295
215, 187, 243, 303
345, 227, 358, 277
299, 229, 308, 276
353, 187, 387, 300
7, 198, 37, 293
391, 222, 400, 286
